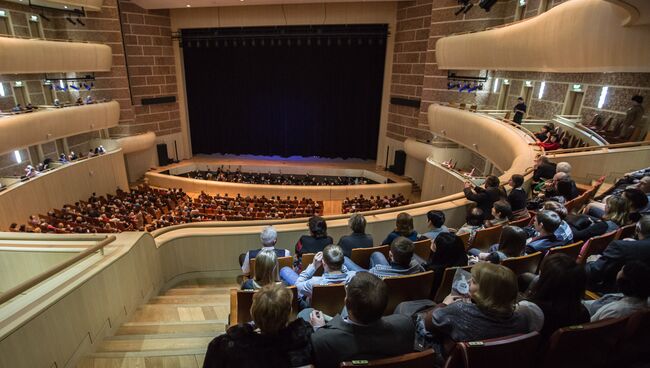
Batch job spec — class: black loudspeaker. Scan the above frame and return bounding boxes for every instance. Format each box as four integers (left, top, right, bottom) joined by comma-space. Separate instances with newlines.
157, 143, 170, 166
142, 96, 176, 105
389, 150, 406, 176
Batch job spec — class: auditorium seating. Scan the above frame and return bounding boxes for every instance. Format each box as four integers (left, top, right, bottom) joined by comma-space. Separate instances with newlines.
413, 238, 432, 260
614, 223, 636, 240
383, 271, 435, 315
342, 194, 410, 213
300, 253, 323, 276
350, 245, 390, 269
311, 283, 347, 317
508, 215, 532, 227
612, 309, 650, 366
433, 265, 473, 303
501, 252, 543, 275
340, 349, 435, 367
249, 256, 293, 279
470, 225, 503, 252
228, 286, 300, 327
443, 332, 541, 368
546, 241, 583, 261
576, 231, 618, 264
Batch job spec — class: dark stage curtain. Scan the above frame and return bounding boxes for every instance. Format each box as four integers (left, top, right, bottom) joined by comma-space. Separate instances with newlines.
182, 26, 387, 160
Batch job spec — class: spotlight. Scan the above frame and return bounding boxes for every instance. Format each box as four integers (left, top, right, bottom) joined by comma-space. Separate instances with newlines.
479, 0, 498, 12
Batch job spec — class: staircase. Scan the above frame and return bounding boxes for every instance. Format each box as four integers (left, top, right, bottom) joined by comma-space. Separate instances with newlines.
78, 279, 237, 368
402, 176, 422, 197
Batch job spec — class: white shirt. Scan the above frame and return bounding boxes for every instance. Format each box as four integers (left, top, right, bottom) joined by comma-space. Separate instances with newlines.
591, 296, 649, 322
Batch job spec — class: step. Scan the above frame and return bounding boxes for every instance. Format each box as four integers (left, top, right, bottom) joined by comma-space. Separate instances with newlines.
129, 304, 230, 323
116, 320, 227, 335
96, 334, 214, 353
173, 278, 238, 288
148, 294, 230, 305
78, 355, 204, 368
162, 287, 236, 296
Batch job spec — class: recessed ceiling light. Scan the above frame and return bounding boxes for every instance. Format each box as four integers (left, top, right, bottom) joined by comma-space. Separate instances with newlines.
186, 4, 191, 7
64, 5, 68, 8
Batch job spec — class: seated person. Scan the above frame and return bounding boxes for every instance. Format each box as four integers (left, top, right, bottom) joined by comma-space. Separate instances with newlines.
381, 212, 421, 245
507, 174, 528, 218
518, 254, 590, 338
535, 124, 551, 142
525, 210, 565, 254
203, 284, 313, 367
241, 226, 291, 276
569, 195, 630, 242
241, 249, 281, 291
624, 188, 650, 222
344, 237, 425, 278
337, 213, 373, 257
469, 225, 527, 263
456, 208, 486, 244
541, 201, 574, 244
303, 272, 415, 368
411, 263, 531, 358
279, 245, 355, 305
422, 210, 449, 241
485, 200, 512, 228
586, 216, 650, 293
463, 176, 501, 216
532, 155, 556, 184
533, 133, 561, 151
584, 176, 649, 219
422, 232, 468, 296
295, 216, 334, 270
585, 260, 650, 321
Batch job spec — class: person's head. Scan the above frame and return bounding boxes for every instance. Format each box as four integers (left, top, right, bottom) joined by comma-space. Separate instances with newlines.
466, 207, 486, 227
623, 188, 649, 212
260, 225, 278, 247
548, 134, 558, 143
536, 155, 550, 166
631, 95, 644, 105
431, 232, 467, 267
509, 174, 524, 189
492, 200, 512, 220
552, 171, 568, 183
636, 216, 650, 240
617, 261, 650, 299
254, 249, 279, 286
395, 212, 414, 236
470, 262, 518, 319
638, 176, 650, 194
555, 178, 574, 199
426, 210, 446, 229
517, 97, 524, 103
250, 283, 292, 335
528, 253, 586, 313
497, 225, 527, 258
542, 201, 568, 220
484, 175, 500, 189
389, 236, 415, 267
535, 210, 561, 235
348, 213, 366, 234
556, 162, 572, 175
308, 216, 328, 238
345, 272, 388, 324
322, 244, 344, 272
603, 195, 630, 226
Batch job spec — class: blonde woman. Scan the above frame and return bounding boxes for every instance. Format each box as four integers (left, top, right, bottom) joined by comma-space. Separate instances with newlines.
570, 195, 631, 242
241, 249, 280, 290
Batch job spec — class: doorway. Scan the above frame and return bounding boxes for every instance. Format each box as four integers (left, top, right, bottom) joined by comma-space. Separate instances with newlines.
497, 82, 511, 110
563, 90, 584, 115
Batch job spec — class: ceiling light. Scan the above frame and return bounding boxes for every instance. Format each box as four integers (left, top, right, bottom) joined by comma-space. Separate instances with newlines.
64, 5, 68, 8
0, 82, 5, 97
598, 86, 608, 109
186, 4, 191, 7
492, 78, 499, 93
538, 81, 546, 99
14, 150, 22, 164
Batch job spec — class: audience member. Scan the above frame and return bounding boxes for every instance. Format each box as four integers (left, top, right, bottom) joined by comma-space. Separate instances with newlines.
534, 134, 561, 151
295, 216, 334, 270
616, 95, 646, 141
241, 226, 291, 277
533, 155, 556, 183
624, 188, 650, 222
469, 225, 527, 263
422, 210, 449, 240
525, 210, 565, 254
422, 232, 468, 296
541, 201, 574, 244
337, 213, 373, 257
241, 249, 281, 291
486, 200, 512, 227
456, 208, 486, 244
463, 176, 501, 216
304, 272, 415, 368
381, 212, 420, 245
342, 194, 409, 213
507, 174, 528, 218
586, 216, 650, 292
344, 237, 425, 278
569, 195, 630, 242
188, 166, 375, 186
203, 284, 313, 367
513, 96, 527, 124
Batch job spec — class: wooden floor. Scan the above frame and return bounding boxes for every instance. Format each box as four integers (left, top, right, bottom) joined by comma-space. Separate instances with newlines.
77, 279, 237, 368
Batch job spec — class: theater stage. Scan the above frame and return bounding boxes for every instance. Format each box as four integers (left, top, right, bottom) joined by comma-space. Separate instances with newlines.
144, 154, 415, 216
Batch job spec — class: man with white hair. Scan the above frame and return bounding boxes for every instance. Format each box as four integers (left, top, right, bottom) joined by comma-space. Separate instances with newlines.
240, 225, 291, 276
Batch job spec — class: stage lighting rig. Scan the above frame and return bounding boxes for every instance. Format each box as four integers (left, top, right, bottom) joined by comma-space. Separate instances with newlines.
455, 0, 473, 16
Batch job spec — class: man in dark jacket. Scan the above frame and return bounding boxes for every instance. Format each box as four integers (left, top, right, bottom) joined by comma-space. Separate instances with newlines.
464, 175, 501, 216
586, 216, 650, 293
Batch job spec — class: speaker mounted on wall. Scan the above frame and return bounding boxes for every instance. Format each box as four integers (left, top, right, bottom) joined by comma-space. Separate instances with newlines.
141, 96, 177, 105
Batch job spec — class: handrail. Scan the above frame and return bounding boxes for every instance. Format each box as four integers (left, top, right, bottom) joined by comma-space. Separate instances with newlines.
551, 116, 609, 146
0, 34, 93, 44
548, 141, 650, 154
0, 235, 116, 306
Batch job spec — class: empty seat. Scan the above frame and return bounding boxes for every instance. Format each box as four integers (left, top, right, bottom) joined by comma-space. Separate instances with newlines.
433, 265, 473, 303
501, 252, 543, 275
471, 225, 503, 252
540, 317, 628, 368
250, 255, 293, 277
383, 271, 435, 315
546, 241, 583, 261
413, 238, 432, 260
340, 349, 435, 367
229, 286, 299, 326
443, 332, 541, 368
577, 231, 617, 264
351, 245, 390, 269
311, 283, 347, 317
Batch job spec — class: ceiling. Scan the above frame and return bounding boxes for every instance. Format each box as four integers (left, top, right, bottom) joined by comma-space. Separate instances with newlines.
130, 0, 404, 10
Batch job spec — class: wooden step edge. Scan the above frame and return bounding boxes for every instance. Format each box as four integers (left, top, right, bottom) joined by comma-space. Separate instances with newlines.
121, 319, 227, 327
88, 349, 207, 359
104, 331, 221, 341
137, 303, 231, 308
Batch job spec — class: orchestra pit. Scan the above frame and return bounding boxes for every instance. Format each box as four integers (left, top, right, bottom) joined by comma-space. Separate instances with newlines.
0, 0, 649, 367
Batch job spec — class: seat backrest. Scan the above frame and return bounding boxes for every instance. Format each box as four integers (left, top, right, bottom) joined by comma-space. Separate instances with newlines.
541, 317, 628, 368
443, 332, 541, 368
413, 238, 432, 260
471, 225, 503, 252
250, 256, 293, 277
351, 245, 390, 269
501, 252, 543, 275
546, 241, 583, 261
301, 253, 323, 276
457, 232, 471, 250
615, 223, 636, 240
312, 283, 347, 317
508, 216, 531, 228
612, 309, 650, 366
340, 349, 435, 367
383, 271, 435, 315
577, 231, 617, 264
434, 265, 473, 303
230, 286, 299, 327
